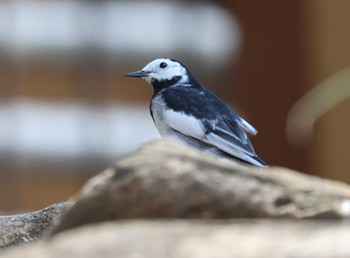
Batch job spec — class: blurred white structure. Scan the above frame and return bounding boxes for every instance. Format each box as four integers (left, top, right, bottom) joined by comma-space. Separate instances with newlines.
0, 99, 159, 162
0, 1, 241, 165
0, 1, 241, 67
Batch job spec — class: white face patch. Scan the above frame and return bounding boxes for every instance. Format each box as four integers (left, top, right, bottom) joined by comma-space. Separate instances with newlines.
141, 58, 188, 84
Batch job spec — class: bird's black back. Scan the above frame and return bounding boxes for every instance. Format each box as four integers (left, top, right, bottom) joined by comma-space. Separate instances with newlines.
158, 86, 235, 121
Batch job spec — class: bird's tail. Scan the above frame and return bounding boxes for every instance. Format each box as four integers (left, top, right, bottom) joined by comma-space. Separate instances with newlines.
238, 117, 258, 136
250, 155, 268, 168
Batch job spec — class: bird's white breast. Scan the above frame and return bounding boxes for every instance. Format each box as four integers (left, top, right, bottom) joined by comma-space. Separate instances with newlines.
151, 95, 172, 136
151, 95, 206, 139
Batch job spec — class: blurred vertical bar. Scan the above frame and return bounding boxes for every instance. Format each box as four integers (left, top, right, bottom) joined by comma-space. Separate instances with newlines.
300, 0, 350, 181
223, 0, 309, 173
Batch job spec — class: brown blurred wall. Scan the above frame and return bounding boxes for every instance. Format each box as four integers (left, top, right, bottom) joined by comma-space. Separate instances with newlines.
221, 1, 309, 173
222, 0, 350, 180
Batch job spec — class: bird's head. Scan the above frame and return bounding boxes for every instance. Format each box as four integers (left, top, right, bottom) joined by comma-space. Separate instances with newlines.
125, 58, 192, 90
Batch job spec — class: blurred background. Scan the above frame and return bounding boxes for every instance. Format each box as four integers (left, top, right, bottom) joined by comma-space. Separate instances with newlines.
0, 0, 350, 213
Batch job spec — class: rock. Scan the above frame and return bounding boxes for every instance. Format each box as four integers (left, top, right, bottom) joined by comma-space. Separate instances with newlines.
51, 138, 350, 235
4, 220, 350, 258
3, 138, 350, 256
0, 202, 66, 249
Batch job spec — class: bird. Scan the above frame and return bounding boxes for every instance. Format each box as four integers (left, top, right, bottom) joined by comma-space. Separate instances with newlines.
125, 58, 267, 168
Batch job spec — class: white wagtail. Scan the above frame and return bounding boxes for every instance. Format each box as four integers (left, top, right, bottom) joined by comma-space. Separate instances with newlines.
125, 58, 267, 168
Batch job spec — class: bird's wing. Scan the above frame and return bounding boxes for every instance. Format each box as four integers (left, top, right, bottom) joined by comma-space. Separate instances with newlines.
163, 109, 263, 166
160, 87, 265, 166
203, 120, 264, 166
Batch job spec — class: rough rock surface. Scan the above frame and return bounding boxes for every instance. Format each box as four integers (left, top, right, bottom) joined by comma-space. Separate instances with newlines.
4, 220, 350, 258
2, 139, 350, 257
0, 203, 66, 249
52, 139, 350, 234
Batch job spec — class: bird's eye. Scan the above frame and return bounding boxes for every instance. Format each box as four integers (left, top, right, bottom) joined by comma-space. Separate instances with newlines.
159, 62, 168, 68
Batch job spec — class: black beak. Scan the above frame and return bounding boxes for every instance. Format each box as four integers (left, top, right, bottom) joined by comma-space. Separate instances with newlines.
125, 70, 150, 78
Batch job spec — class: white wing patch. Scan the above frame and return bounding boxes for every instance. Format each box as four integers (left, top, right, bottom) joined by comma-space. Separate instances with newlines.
163, 109, 206, 139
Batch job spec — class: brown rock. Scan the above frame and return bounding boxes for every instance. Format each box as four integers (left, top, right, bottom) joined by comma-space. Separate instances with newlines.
51, 139, 350, 235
